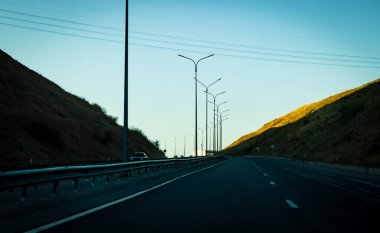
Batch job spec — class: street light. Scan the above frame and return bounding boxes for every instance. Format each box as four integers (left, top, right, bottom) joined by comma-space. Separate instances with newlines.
198, 128, 205, 156
208, 101, 215, 153
185, 133, 194, 157
172, 135, 180, 158
196, 78, 221, 156
220, 116, 229, 154
182, 133, 187, 157
181, 133, 193, 157
122, 1, 129, 162
219, 110, 229, 154
206, 91, 226, 155
178, 54, 214, 157
216, 101, 227, 154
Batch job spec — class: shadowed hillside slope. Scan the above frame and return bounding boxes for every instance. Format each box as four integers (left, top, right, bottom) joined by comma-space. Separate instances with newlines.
225, 79, 380, 167
0, 50, 165, 169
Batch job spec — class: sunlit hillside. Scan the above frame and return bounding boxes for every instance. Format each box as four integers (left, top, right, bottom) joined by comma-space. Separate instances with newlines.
225, 78, 380, 167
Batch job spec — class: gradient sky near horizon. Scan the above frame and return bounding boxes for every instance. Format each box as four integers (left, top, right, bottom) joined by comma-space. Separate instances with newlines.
1, 0, 379, 157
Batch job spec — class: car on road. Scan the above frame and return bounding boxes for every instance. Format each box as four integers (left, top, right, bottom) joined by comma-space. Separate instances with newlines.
128, 152, 148, 162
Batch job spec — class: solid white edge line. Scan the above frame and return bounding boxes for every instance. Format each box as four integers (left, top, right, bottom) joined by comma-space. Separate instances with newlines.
350, 178, 380, 188
24, 159, 228, 233
269, 181, 276, 185
285, 199, 299, 209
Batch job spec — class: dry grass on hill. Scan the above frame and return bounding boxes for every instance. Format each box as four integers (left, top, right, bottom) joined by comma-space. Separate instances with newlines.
225, 79, 380, 167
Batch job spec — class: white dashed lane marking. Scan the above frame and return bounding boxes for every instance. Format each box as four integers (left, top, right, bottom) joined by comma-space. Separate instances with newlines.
285, 199, 299, 209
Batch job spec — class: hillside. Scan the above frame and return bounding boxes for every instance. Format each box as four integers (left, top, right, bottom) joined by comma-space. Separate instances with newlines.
0, 49, 165, 169
225, 79, 380, 167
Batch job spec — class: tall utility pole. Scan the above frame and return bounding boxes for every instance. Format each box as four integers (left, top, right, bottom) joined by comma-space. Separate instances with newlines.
197, 78, 221, 156
178, 54, 214, 157
122, 0, 129, 162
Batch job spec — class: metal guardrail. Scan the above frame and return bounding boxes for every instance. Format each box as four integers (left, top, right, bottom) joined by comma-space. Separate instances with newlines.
0, 156, 223, 201
0, 158, 193, 177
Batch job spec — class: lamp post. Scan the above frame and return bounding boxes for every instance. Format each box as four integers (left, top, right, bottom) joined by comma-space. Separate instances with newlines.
219, 110, 229, 153
182, 133, 193, 157
198, 128, 205, 156
220, 116, 229, 154
185, 133, 194, 156
216, 101, 227, 155
182, 133, 186, 157
196, 78, 221, 157
172, 135, 180, 158
178, 54, 214, 157
122, 0, 129, 162
208, 125, 213, 155
206, 91, 226, 155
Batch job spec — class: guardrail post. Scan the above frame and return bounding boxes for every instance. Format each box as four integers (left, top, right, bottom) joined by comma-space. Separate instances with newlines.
33, 184, 38, 191
52, 181, 59, 196
21, 186, 27, 201
74, 178, 78, 191
106, 174, 110, 184
91, 177, 96, 186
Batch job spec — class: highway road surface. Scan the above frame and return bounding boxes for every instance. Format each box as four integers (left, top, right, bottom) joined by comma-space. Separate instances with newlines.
24, 156, 380, 233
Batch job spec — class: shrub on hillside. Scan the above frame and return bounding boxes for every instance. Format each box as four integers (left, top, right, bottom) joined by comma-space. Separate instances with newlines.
24, 122, 65, 149
91, 103, 107, 114
93, 129, 114, 145
339, 102, 365, 125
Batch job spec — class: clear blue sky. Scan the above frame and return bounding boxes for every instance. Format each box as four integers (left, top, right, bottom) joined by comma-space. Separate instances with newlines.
1, 0, 379, 157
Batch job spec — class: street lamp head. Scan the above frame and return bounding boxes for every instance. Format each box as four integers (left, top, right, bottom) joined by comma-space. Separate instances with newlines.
215, 91, 226, 98
220, 109, 230, 115
204, 54, 215, 59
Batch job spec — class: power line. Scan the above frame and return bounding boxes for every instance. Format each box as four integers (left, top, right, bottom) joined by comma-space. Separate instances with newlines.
129, 31, 380, 61
129, 36, 380, 65
0, 15, 124, 37
129, 23, 380, 54
0, 0, 123, 25
40, 0, 124, 15
0, 8, 123, 31
130, 14, 380, 46
128, 42, 380, 69
0, 22, 124, 44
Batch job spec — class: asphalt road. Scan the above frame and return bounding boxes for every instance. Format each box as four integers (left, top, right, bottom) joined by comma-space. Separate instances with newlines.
29, 156, 380, 233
